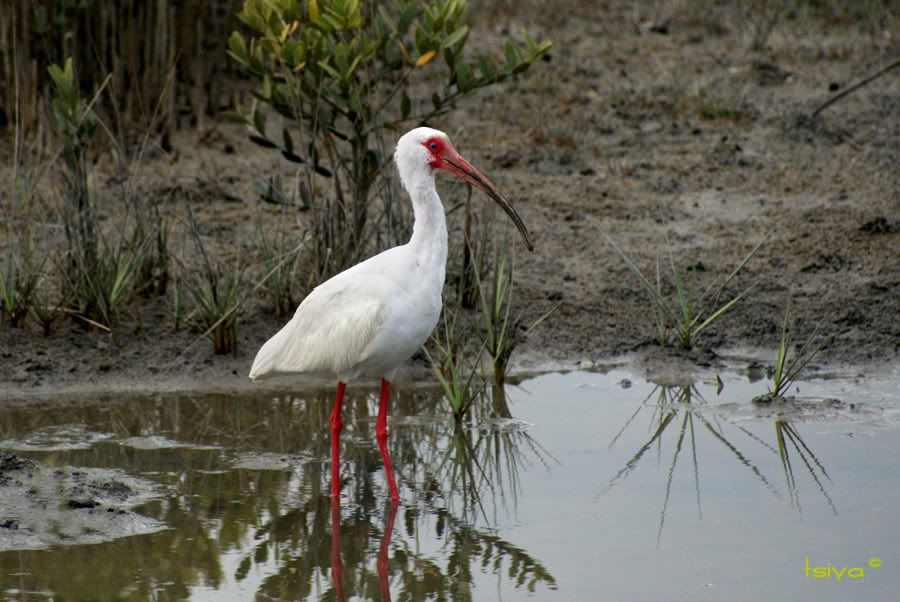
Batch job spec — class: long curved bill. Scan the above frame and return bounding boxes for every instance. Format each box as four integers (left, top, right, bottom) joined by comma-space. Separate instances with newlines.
444, 152, 535, 251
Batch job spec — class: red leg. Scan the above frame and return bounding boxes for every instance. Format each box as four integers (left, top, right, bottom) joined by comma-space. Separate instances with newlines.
330, 382, 346, 499
330, 499, 345, 601
377, 500, 399, 602
376, 378, 400, 501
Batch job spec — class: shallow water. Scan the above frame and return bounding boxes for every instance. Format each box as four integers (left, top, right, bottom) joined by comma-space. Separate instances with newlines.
1, 367, 899, 601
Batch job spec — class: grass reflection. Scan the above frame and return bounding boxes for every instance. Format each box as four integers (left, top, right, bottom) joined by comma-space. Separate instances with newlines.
0, 386, 556, 600
603, 384, 836, 543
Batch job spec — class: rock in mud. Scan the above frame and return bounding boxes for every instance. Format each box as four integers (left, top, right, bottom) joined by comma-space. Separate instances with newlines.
0, 452, 165, 551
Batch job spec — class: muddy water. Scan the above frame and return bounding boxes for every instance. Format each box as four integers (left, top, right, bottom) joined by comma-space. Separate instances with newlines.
1, 368, 899, 601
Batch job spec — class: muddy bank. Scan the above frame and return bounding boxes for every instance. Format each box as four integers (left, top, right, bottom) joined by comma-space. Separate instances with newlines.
0, 452, 164, 551
1, 2, 898, 396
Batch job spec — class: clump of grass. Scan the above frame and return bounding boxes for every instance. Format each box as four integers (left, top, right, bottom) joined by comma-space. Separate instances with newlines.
472, 247, 556, 416
255, 214, 301, 319
60, 236, 143, 330
606, 232, 768, 350
133, 210, 171, 298
424, 311, 485, 423
30, 285, 64, 336
756, 303, 825, 402
428, 234, 555, 422
179, 207, 245, 355
0, 235, 45, 327
46, 58, 144, 330
475, 249, 518, 389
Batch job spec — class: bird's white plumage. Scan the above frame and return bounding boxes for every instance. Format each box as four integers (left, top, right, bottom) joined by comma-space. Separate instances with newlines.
249, 127, 450, 383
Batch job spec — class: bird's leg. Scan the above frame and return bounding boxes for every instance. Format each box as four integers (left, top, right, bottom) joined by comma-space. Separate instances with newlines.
376, 378, 400, 501
377, 500, 399, 602
330, 499, 345, 601
330, 382, 346, 498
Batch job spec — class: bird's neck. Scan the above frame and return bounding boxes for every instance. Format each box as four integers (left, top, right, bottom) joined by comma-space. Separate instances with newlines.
407, 176, 448, 275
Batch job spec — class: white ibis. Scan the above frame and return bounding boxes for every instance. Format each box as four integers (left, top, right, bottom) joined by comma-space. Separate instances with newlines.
249, 127, 534, 500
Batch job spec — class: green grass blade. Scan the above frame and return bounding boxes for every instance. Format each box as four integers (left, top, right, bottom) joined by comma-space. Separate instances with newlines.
781, 318, 825, 387
698, 230, 770, 306
605, 234, 677, 324
771, 302, 792, 394
691, 281, 754, 341
668, 247, 691, 329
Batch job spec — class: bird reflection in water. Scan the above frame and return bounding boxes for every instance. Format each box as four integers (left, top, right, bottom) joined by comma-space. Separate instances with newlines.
331, 499, 399, 601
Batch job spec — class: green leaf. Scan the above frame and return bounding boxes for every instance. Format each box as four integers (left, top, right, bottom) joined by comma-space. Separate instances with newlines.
441, 25, 468, 49
456, 60, 473, 92
377, 5, 394, 30
503, 40, 518, 68
281, 149, 306, 164
522, 30, 536, 52
477, 54, 493, 80
252, 106, 267, 136
308, 0, 319, 23
397, 3, 418, 31
345, 0, 361, 28
219, 109, 248, 124
249, 135, 278, 149
48, 64, 67, 91
534, 40, 553, 57
414, 27, 428, 54
334, 43, 349, 73
343, 55, 361, 81
228, 32, 248, 61
251, 44, 265, 71
317, 60, 341, 80
292, 42, 306, 68
320, 13, 343, 30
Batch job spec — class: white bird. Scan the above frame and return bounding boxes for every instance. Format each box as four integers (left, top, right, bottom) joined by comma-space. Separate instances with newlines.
249, 127, 533, 500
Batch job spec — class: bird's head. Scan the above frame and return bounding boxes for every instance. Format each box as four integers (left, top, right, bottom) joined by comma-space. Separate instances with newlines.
395, 127, 534, 251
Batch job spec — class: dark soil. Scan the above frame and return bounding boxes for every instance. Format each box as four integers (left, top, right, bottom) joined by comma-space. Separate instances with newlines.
1, 1, 898, 396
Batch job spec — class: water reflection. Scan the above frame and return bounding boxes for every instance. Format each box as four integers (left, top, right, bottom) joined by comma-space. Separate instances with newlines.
603, 384, 836, 543
0, 388, 556, 600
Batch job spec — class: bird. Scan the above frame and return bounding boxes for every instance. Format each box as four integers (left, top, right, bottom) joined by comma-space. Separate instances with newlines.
249, 127, 534, 501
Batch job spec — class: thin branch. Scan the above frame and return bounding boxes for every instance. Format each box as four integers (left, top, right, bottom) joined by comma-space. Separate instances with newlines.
812, 56, 900, 117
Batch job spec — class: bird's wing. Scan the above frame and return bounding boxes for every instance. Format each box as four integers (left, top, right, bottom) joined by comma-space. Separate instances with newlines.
248, 272, 391, 381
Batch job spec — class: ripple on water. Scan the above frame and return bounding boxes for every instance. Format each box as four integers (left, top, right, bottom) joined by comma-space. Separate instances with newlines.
0, 425, 114, 451
232, 452, 311, 471
119, 436, 221, 450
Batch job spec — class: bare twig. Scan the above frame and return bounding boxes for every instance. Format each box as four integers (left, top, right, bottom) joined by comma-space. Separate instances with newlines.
812, 56, 900, 117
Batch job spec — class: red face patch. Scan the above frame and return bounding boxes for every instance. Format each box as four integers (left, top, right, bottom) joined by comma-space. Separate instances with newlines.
423, 136, 445, 168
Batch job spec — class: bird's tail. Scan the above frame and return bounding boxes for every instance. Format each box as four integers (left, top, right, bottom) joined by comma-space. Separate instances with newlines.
248, 329, 287, 381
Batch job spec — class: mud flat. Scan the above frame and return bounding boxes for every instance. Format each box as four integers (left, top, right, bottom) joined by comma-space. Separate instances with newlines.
0, 452, 164, 551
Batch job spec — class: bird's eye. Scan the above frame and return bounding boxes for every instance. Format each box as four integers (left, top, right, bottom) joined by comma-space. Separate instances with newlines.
429, 143, 438, 150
